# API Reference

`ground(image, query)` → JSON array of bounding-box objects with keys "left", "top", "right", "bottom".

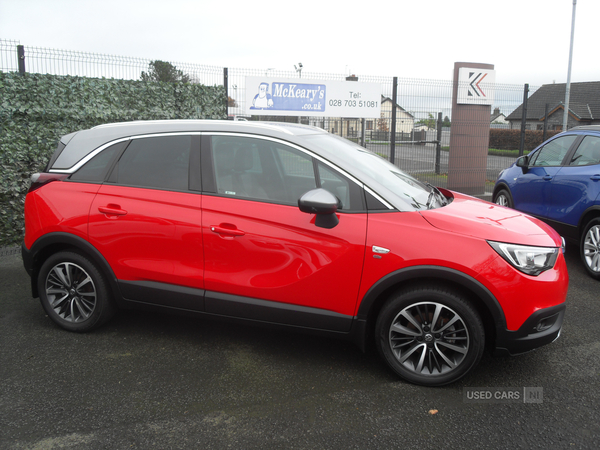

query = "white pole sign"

[
  {"left": 245, "top": 77, "right": 381, "bottom": 118},
  {"left": 457, "top": 68, "right": 496, "bottom": 105}
]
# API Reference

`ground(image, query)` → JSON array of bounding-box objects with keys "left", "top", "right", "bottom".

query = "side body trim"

[
  {"left": 204, "top": 291, "right": 353, "bottom": 332},
  {"left": 119, "top": 280, "right": 205, "bottom": 311}
]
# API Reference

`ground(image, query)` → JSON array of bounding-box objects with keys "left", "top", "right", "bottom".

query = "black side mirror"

[
  {"left": 516, "top": 155, "right": 529, "bottom": 173},
  {"left": 298, "top": 188, "right": 339, "bottom": 229}
]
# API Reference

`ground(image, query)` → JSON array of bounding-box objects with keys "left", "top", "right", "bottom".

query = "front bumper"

[{"left": 494, "top": 303, "right": 565, "bottom": 356}]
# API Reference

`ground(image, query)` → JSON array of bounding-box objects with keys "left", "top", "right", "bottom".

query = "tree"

[
  {"left": 228, "top": 96, "right": 237, "bottom": 107},
  {"left": 141, "top": 60, "right": 191, "bottom": 83},
  {"left": 377, "top": 113, "right": 389, "bottom": 132},
  {"left": 416, "top": 113, "right": 436, "bottom": 129},
  {"left": 443, "top": 116, "right": 451, "bottom": 127}
]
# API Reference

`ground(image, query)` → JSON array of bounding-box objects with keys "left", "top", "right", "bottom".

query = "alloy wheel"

[
  {"left": 583, "top": 224, "right": 600, "bottom": 274},
  {"left": 388, "top": 301, "right": 469, "bottom": 376},
  {"left": 495, "top": 195, "right": 509, "bottom": 207},
  {"left": 45, "top": 262, "right": 97, "bottom": 323}
]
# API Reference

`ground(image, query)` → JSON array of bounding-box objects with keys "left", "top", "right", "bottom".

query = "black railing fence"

[{"left": 1, "top": 39, "right": 539, "bottom": 194}]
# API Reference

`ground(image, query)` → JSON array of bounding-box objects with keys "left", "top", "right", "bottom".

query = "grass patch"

[
  {"left": 413, "top": 172, "right": 496, "bottom": 191},
  {"left": 441, "top": 146, "right": 529, "bottom": 157},
  {"left": 488, "top": 148, "right": 530, "bottom": 157}
]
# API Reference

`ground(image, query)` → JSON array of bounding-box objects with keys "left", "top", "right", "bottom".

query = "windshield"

[{"left": 304, "top": 134, "right": 446, "bottom": 211}]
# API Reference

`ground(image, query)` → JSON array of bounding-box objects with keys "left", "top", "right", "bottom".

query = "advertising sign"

[
  {"left": 457, "top": 68, "right": 496, "bottom": 105},
  {"left": 245, "top": 77, "right": 381, "bottom": 118}
]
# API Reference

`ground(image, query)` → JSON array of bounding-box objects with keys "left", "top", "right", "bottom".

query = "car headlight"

[{"left": 488, "top": 241, "right": 559, "bottom": 276}]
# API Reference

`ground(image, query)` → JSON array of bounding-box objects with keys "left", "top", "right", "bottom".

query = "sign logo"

[
  {"left": 249, "top": 81, "right": 326, "bottom": 112},
  {"left": 457, "top": 68, "right": 496, "bottom": 105},
  {"left": 467, "top": 72, "right": 488, "bottom": 98}
]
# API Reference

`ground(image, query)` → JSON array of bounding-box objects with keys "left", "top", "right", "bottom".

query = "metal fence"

[
  {"left": 0, "top": 39, "right": 225, "bottom": 86},
  {"left": 1, "top": 39, "right": 538, "bottom": 196}
]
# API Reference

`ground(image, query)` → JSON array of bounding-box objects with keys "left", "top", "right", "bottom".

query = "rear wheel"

[
  {"left": 375, "top": 286, "right": 485, "bottom": 386},
  {"left": 581, "top": 218, "right": 600, "bottom": 280},
  {"left": 493, "top": 188, "right": 513, "bottom": 208},
  {"left": 38, "top": 251, "right": 115, "bottom": 332}
]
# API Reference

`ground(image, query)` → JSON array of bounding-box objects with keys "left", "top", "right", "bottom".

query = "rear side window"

[
  {"left": 70, "top": 141, "right": 127, "bottom": 182},
  {"left": 111, "top": 135, "right": 192, "bottom": 191},
  {"left": 45, "top": 140, "right": 66, "bottom": 172}
]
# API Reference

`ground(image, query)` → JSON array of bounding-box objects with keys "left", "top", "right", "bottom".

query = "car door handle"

[
  {"left": 210, "top": 225, "right": 245, "bottom": 237},
  {"left": 98, "top": 205, "right": 128, "bottom": 216},
  {"left": 591, "top": 175, "right": 600, "bottom": 181},
  {"left": 543, "top": 175, "right": 553, "bottom": 181}
]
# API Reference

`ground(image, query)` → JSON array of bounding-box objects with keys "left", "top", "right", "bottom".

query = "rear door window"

[{"left": 110, "top": 135, "right": 193, "bottom": 191}]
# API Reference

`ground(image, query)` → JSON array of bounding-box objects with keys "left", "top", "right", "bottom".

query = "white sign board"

[
  {"left": 457, "top": 68, "right": 496, "bottom": 105},
  {"left": 245, "top": 77, "right": 381, "bottom": 118}
]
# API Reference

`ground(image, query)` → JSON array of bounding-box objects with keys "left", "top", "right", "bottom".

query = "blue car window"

[
  {"left": 569, "top": 136, "right": 600, "bottom": 166},
  {"left": 530, "top": 135, "right": 577, "bottom": 166}
]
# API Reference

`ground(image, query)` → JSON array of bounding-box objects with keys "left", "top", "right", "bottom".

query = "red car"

[{"left": 22, "top": 120, "right": 568, "bottom": 386}]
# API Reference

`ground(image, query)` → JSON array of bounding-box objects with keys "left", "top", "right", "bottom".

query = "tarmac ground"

[{"left": 1, "top": 242, "right": 599, "bottom": 449}]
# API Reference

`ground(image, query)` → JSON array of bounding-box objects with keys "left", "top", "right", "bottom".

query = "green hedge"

[
  {"left": 0, "top": 72, "right": 226, "bottom": 247},
  {"left": 489, "top": 128, "right": 560, "bottom": 151}
]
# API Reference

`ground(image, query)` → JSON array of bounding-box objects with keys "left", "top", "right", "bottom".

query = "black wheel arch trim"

[
  {"left": 493, "top": 182, "right": 511, "bottom": 198},
  {"left": 357, "top": 265, "right": 507, "bottom": 336},
  {"left": 578, "top": 206, "right": 600, "bottom": 233},
  {"left": 22, "top": 233, "right": 121, "bottom": 303}
]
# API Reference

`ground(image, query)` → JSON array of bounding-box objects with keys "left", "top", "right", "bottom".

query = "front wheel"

[
  {"left": 375, "top": 286, "right": 485, "bottom": 386},
  {"left": 493, "top": 188, "right": 513, "bottom": 208},
  {"left": 581, "top": 218, "right": 600, "bottom": 280},
  {"left": 38, "top": 251, "right": 115, "bottom": 332}
]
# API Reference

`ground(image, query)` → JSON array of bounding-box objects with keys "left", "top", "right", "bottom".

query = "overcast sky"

[{"left": 1, "top": 0, "right": 598, "bottom": 86}]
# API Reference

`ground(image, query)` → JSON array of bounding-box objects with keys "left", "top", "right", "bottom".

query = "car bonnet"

[{"left": 419, "top": 192, "right": 562, "bottom": 247}]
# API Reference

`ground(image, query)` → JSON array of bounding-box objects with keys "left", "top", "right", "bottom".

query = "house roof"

[
  {"left": 506, "top": 81, "right": 600, "bottom": 121},
  {"left": 381, "top": 96, "right": 415, "bottom": 118},
  {"left": 491, "top": 108, "right": 506, "bottom": 122}
]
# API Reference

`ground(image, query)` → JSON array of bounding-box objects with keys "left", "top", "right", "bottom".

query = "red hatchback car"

[{"left": 22, "top": 120, "right": 568, "bottom": 386}]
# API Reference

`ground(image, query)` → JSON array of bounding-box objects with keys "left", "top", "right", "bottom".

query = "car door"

[
  {"left": 88, "top": 134, "right": 205, "bottom": 310},
  {"left": 548, "top": 134, "right": 600, "bottom": 227},
  {"left": 201, "top": 134, "right": 367, "bottom": 331},
  {"left": 511, "top": 134, "right": 579, "bottom": 217}
]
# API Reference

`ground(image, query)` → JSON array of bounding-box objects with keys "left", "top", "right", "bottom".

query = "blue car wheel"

[
  {"left": 581, "top": 218, "right": 600, "bottom": 280},
  {"left": 494, "top": 189, "right": 513, "bottom": 209}
]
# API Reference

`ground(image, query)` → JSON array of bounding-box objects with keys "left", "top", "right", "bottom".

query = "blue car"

[{"left": 493, "top": 125, "right": 600, "bottom": 280}]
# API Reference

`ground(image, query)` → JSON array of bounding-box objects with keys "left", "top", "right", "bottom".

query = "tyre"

[
  {"left": 580, "top": 218, "right": 600, "bottom": 280},
  {"left": 375, "top": 286, "right": 485, "bottom": 386},
  {"left": 493, "top": 188, "right": 513, "bottom": 208},
  {"left": 38, "top": 251, "right": 115, "bottom": 332}
]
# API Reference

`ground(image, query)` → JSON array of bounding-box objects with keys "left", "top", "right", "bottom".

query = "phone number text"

[{"left": 328, "top": 99, "right": 379, "bottom": 108}]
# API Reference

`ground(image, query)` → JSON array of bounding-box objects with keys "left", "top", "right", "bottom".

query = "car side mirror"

[
  {"left": 516, "top": 155, "right": 529, "bottom": 173},
  {"left": 298, "top": 188, "right": 339, "bottom": 229}
]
